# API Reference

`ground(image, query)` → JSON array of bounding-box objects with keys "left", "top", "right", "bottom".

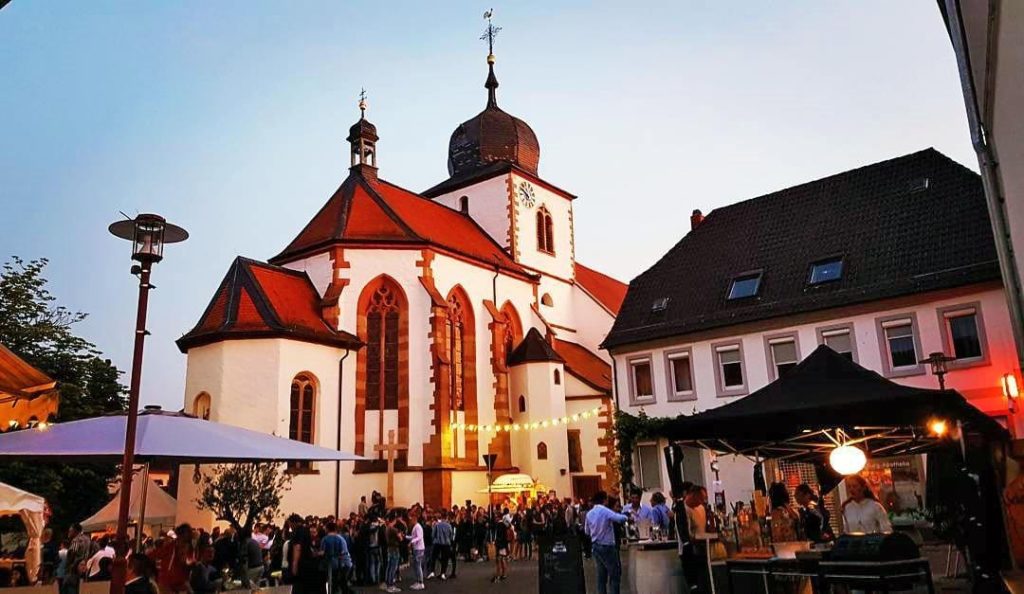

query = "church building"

[{"left": 174, "top": 47, "right": 627, "bottom": 522}]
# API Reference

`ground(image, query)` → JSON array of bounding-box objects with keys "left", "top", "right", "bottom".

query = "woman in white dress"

[{"left": 841, "top": 475, "right": 893, "bottom": 534}]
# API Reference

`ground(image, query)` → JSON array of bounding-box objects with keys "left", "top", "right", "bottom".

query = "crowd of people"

[{"left": 44, "top": 489, "right": 598, "bottom": 594}]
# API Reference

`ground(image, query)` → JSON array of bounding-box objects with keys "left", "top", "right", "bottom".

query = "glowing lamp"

[
  {"left": 929, "top": 419, "right": 948, "bottom": 437},
  {"left": 571, "top": 414, "right": 580, "bottom": 422},
  {"left": 37, "top": 421, "right": 49, "bottom": 431},
  {"left": 1003, "top": 373, "right": 1020, "bottom": 399},
  {"left": 829, "top": 444, "right": 867, "bottom": 475}
]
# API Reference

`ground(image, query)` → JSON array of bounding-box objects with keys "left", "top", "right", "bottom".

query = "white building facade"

[{"left": 604, "top": 149, "right": 1021, "bottom": 506}]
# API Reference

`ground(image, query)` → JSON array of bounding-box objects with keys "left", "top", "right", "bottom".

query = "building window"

[
  {"left": 938, "top": 303, "right": 988, "bottom": 366},
  {"left": 628, "top": 357, "right": 654, "bottom": 403},
  {"left": 541, "top": 293, "right": 554, "bottom": 307},
  {"left": 537, "top": 442, "right": 548, "bottom": 460},
  {"left": 765, "top": 333, "right": 800, "bottom": 380},
  {"left": 817, "top": 324, "right": 856, "bottom": 361},
  {"left": 875, "top": 314, "right": 924, "bottom": 377},
  {"left": 664, "top": 348, "right": 695, "bottom": 402},
  {"left": 536, "top": 207, "right": 554, "bottom": 254},
  {"left": 554, "top": 369, "right": 561, "bottom": 385},
  {"left": 635, "top": 443, "right": 662, "bottom": 489},
  {"left": 447, "top": 293, "right": 469, "bottom": 411},
  {"left": 518, "top": 395, "right": 527, "bottom": 413},
  {"left": 713, "top": 342, "right": 746, "bottom": 396},
  {"left": 809, "top": 257, "right": 843, "bottom": 284},
  {"left": 568, "top": 430, "right": 583, "bottom": 473},
  {"left": 289, "top": 374, "right": 317, "bottom": 471},
  {"left": 727, "top": 271, "right": 762, "bottom": 300},
  {"left": 192, "top": 392, "right": 211, "bottom": 420},
  {"left": 459, "top": 195, "right": 469, "bottom": 213},
  {"left": 366, "top": 284, "right": 401, "bottom": 411}
]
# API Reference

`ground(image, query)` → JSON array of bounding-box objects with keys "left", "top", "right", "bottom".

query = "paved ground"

[{"left": 350, "top": 554, "right": 625, "bottom": 593}]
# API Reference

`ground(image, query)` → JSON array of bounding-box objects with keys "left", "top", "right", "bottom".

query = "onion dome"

[{"left": 447, "top": 55, "right": 540, "bottom": 177}]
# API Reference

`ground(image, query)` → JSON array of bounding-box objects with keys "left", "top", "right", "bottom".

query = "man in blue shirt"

[
  {"left": 584, "top": 490, "right": 628, "bottom": 594},
  {"left": 321, "top": 520, "right": 353, "bottom": 594}
]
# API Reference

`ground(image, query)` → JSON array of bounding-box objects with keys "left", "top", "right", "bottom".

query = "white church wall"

[
  {"left": 283, "top": 251, "right": 333, "bottom": 296},
  {"left": 509, "top": 361, "right": 571, "bottom": 498},
  {"left": 451, "top": 470, "right": 491, "bottom": 508},
  {"left": 567, "top": 397, "right": 606, "bottom": 477},
  {"left": 536, "top": 276, "right": 576, "bottom": 334},
  {"left": 431, "top": 175, "right": 512, "bottom": 250},
  {"left": 510, "top": 173, "right": 575, "bottom": 281},
  {"left": 570, "top": 284, "right": 617, "bottom": 359},
  {"left": 562, "top": 373, "right": 596, "bottom": 399}
]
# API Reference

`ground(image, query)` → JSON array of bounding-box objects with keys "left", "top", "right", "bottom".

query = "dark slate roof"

[
  {"left": 603, "top": 149, "right": 1001, "bottom": 349},
  {"left": 508, "top": 328, "right": 565, "bottom": 365}
]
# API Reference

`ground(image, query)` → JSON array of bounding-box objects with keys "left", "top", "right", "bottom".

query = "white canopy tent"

[
  {"left": 82, "top": 478, "right": 176, "bottom": 535},
  {"left": 0, "top": 482, "right": 45, "bottom": 582}
]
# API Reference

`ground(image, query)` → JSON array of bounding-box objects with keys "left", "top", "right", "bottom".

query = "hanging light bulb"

[{"left": 829, "top": 444, "right": 867, "bottom": 475}]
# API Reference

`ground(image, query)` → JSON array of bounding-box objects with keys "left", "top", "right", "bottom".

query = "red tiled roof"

[
  {"left": 553, "top": 339, "right": 612, "bottom": 394},
  {"left": 177, "top": 257, "right": 361, "bottom": 352},
  {"left": 271, "top": 170, "right": 529, "bottom": 278},
  {"left": 574, "top": 263, "right": 628, "bottom": 314}
]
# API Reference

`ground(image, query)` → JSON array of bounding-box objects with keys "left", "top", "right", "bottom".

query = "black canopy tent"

[
  {"left": 657, "top": 345, "right": 1008, "bottom": 464},
  {"left": 646, "top": 345, "right": 1011, "bottom": 586}
]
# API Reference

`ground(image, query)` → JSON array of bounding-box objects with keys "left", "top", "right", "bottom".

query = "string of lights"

[{"left": 451, "top": 405, "right": 602, "bottom": 433}]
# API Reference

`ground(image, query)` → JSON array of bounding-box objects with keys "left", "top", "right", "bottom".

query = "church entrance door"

[{"left": 571, "top": 475, "right": 602, "bottom": 502}]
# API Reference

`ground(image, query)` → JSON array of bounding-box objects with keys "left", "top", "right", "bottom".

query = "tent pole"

[{"left": 135, "top": 464, "right": 150, "bottom": 552}]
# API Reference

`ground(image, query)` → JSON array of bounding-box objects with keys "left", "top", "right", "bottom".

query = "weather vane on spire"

[
  {"left": 358, "top": 87, "right": 367, "bottom": 118},
  {"left": 481, "top": 8, "right": 501, "bottom": 58}
]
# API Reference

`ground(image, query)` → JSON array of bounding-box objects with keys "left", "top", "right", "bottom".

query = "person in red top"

[{"left": 153, "top": 524, "right": 195, "bottom": 594}]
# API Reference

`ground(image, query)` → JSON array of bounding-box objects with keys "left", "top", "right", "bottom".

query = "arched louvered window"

[{"left": 536, "top": 207, "right": 554, "bottom": 254}]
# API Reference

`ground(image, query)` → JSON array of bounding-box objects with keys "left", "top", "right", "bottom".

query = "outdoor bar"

[{"left": 623, "top": 346, "right": 1011, "bottom": 594}]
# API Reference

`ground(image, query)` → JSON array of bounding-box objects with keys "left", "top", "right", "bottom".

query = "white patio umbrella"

[
  {"left": 0, "top": 482, "right": 45, "bottom": 582},
  {"left": 0, "top": 406, "right": 365, "bottom": 463}
]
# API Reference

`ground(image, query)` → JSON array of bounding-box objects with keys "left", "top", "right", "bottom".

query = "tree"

[
  {"left": 0, "top": 257, "right": 127, "bottom": 531},
  {"left": 194, "top": 463, "right": 292, "bottom": 533}
]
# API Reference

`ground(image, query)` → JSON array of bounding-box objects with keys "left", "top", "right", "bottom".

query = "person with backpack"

[{"left": 491, "top": 516, "right": 513, "bottom": 583}]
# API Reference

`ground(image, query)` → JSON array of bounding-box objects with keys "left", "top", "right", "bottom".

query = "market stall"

[
  {"left": 628, "top": 345, "right": 1010, "bottom": 593},
  {"left": 0, "top": 482, "right": 45, "bottom": 583},
  {"left": 0, "top": 344, "right": 59, "bottom": 432}
]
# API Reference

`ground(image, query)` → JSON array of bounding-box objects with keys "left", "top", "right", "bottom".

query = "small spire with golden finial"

[
  {"left": 481, "top": 9, "right": 501, "bottom": 107},
  {"left": 358, "top": 87, "right": 368, "bottom": 119}
]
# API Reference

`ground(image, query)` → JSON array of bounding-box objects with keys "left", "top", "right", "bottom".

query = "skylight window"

[
  {"left": 809, "top": 258, "right": 844, "bottom": 285},
  {"left": 651, "top": 297, "right": 670, "bottom": 312},
  {"left": 727, "top": 272, "right": 762, "bottom": 300}
]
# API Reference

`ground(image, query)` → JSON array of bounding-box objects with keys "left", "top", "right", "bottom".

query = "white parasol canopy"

[
  {"left": 0, "top": 407, "right": 365, "bottom": 463},
  {"left": 478, "top": 473, "right": 546, "bottom": 494},
  {"left": 0, "top": 482, "right": 45, "bottom": 582}
]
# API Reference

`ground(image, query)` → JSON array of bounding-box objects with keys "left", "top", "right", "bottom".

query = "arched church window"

[
  {"left": 366, "top": 283, "right": 401, "bottom": 412},
  {"left": 447, "top": 291, "right": 471, "bottom": 411},
  {"left": 289, "top": 373, "right": 317, "bottom": 471},
  {"left": 356, "top": 276, "right": 409, "bottom": 462},
  {"left": 192, "top": 392, "right": 211, "bottom": 420},
  {"left": 537, "top": 441, "right": 548, "bottom": 460},
  {"left": 500, "top": 302, "right": 522, "bottom": 364},
  {"left": 518, "top": 395, "right": 527, "bottom": 413},
  {"left": 541, "top": 293, "right": 554, "bottom": 307},
  {"left": 536, "top": 208, "right": 554, "bottom": 254},
  {"left": 554, "top": 369, "right": 561, "bottom": 385}
]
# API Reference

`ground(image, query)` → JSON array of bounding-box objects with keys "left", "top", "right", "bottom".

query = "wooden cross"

[{"left": 373, "top": 429, "right": 407, "bottom": 508}]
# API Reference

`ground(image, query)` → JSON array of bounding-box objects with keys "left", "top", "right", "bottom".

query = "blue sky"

[{"left": 0, "top": 1, "right": 974, "bottom": 409}]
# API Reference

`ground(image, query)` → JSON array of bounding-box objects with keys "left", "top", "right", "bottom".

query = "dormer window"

[
  {"left": 727, "top": 272, "right": 762, "bottom": 300},
  {"left": 809, "top": 257, "right": 843, "bottom": 285}
]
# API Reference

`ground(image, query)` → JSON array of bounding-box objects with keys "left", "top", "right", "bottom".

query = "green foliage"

[
  {"left": 194, "top": 463, "right": 292, "bottom": 533},
  {"left": 0, "top": 257, "right": 127, "bottom": 531},
  {"left": 614, "top": 409, "right": 678, "bottom": 491}
]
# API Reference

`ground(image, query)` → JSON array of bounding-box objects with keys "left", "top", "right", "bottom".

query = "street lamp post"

[
  {"left": 482, "top": 453, "right": 498, "bottom": 520},
  {"left": 921, "top": 351, "right": 956, "bottom": 390},
  {"left": 107, "top": 214, "right": 187, "bottom": 594}
]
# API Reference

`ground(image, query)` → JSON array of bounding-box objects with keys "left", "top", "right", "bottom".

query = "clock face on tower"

[{"left": 517, "top": 181, "right": 537, "bottom": 208}]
